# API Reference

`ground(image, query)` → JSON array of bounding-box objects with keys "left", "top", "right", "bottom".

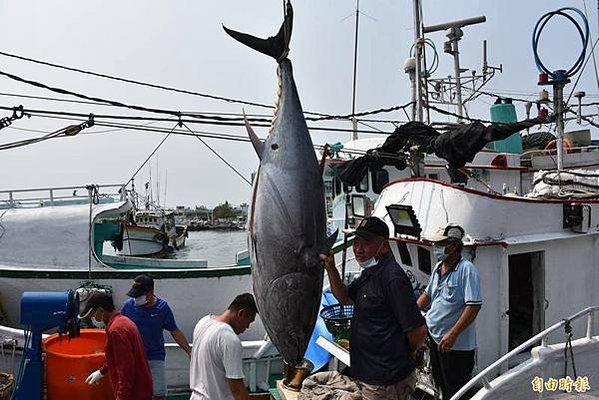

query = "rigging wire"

[
  {"left": 0, "top": 52, "right": 414, "bottom": 122},
  {"left": 181, "top": 122, "right": 252, "bottom": 186},
  {"left": 0, "top": 91, "right": 410, "bottom": 124},
  {"left": 0, "top": 104, "right": 393, "bottom": 135},
  {"left": 0, "top": 50, "right": 282, "bottom": 111},
  {"left": 125, "top": 122, "right": 178, "bottom": 185}
]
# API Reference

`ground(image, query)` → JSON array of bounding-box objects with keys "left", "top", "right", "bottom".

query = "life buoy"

[{"left": 544, "top": 138, "right": 573, "bottom": 153}]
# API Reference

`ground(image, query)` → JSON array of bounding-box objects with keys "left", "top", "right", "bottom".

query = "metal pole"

[
  {"left": 413, "top": 0, "right": 423, "bottom": 122},
  {"left": 554, "top": 82, "right": 565, "bottom": 170},
  {"left": 351, "top": 0, "right": 360, "bottom": 140},
  {"left": 450, "top": 27, "right": 464, "bottom": 120}
]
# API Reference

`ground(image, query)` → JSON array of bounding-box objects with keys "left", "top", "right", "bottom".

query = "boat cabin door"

[{"left": 507, "top": 251, "right": 545, "bottom": 352}]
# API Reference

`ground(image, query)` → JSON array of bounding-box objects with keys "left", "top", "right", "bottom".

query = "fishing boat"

[{"left": 118, "top": 209, "right": 188, "bottom": 257}]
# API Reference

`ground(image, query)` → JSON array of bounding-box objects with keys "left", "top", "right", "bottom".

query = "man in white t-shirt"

[{"left": 190, "top": 293, "right": 257, "bottom": 400}]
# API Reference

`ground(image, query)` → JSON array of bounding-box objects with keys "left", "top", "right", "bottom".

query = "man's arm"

[
  {"left": 438, "top": 305, "right": 481, "bottom": 352},
  {"left": 406, "top": 324, "right": 427, "bottom": 353},
  {"left": 417, "top": 292, "right": 431, "bottom": 310},
  {"left": 227, "top": 378, "right": 250, "bottom": 400},
  {"left": 170, "top": 329, "right": 192, "bottom": 357},
  {"left": 320, "top": 254, "right": 351, "bottom": 305}
]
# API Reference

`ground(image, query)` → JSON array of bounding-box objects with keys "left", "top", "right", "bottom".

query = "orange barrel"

[{"left": 44, "top": 329, "right": 113, "bottom": 400}]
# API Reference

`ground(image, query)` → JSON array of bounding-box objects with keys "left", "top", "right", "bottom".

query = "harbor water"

[{"left": 173, "top": 230, "right": 247, "bottom": 266}]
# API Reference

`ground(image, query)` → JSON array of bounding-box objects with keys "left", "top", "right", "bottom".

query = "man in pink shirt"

[{"left": 82, "top": 291, "right": 153, "bottom": 400}]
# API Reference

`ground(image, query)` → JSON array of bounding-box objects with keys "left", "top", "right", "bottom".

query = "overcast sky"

[{"left": 0, "top": 0, "right": 597, "bottom": 207}]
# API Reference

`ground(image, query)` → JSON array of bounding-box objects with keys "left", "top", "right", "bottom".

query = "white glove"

[{"left": 85, "top": 370, "right": 105, "bottom": 385}]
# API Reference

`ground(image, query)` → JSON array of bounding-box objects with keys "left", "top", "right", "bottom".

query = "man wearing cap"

[
  {"left": 82, "top": 291, "right": 153, "bottom": 400},
  {"left": 322, "top": 216, "right": 427, "bottom": 400},
  {"left": 122, "top": 274, "right": 192, "bottom": 400},
  {"left": 417, "top": 224, "right": 482, "bottom": 399}
]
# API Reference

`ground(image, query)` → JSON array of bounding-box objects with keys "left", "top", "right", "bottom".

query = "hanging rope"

[{"left": 562, "top": 319, "right": 578, "bottom": 380}]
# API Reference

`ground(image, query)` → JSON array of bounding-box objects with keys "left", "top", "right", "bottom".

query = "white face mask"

[
  {"left": 92, "top": 310, "right": 105, "bottom": 329},
  {"left": 433, "top": 244, "right": 448, "bottom": 262},
  {"left": 357, "top": 241, "right": 386, "bottom": 269},
  {"left": 358, "top": 258, "right": 378, "bottom": 269},
  {"left": 134, "top": 295, "right": 148, "bottom": 307}
]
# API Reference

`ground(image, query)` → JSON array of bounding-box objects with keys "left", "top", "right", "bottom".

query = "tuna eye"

[{"left": 271, "top": 144, "right": 279, "bottom": 150}]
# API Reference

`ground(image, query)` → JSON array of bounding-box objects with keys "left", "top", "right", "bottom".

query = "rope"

[
  {"left": 532, "top": 7, "right": 590, "bottom": 81},
  {"left": 562, "top": 319, "right": 578, "bottom": 380},
  {"left": 181, "top": 122, "right": 252, "bottom": 186},
  {"left": 125, "top": 123, "right": 178, "bottom": 185},
  {"left": 0, "top": 50, "right": 281, "bottom": 111}
]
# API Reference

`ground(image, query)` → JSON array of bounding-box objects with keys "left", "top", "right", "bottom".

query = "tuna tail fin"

[
  {"left": 243, "top": 109, "right": 265, "bottom": 159},
  {"left": 223, "top": 1, "right": 293, "bottom": 63}
]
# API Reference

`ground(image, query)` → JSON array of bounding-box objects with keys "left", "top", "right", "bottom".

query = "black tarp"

[{"left": 333, "top": 118, "right": 544, "bottom": 186}]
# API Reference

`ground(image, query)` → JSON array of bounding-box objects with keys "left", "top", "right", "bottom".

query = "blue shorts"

[{"left": 148, "top": 359, "right": 167, "bottom": 396}]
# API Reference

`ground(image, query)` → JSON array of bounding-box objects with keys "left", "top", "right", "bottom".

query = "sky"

[{"left": 0, "top": 0, "right": 597, "bottom": 208}]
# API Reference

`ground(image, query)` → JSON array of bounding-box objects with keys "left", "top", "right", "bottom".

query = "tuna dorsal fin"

[
  {"left": 223, "top": 1, "right": 293, "bottom": 63},
  {"left": 243, "top": 109, "right": 265, "bottom": 159}
]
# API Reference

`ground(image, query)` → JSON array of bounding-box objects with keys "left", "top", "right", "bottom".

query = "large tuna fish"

[{"left": 224, "top": 1, "right": 336, "bottom": 386}]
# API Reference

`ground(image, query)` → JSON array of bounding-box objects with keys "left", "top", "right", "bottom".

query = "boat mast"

[
  {"left": 412, "top": 0, "right": 424, "bottom": 123},
  {"left": 351, "top": 0, "right": 360, "bottom": 140},
  {"left": 423, "top": 16, "right": 486, "bottom": 122}
]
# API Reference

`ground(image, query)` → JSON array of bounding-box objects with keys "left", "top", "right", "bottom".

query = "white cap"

[{"left": 423, "top": 223, "right": 465, "bottom": 243}]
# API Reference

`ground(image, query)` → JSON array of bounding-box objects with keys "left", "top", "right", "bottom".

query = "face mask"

[
  {"left": 92, "top": 310, "right": 105, "bottom": 329},
  {"left": 134, "top": 295, "right": 148, "bottom": 307},
  {"left": 433, "top": 245, "right": 448, "bottom": 262},
  {"left": 357, "top": 241, "right": 386, "bottom": 269},
  {"left": 358, "top": 258, "right": 378, "bottom": 269}
]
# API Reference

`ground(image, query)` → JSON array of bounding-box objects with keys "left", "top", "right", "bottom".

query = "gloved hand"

[{"left": 85, "top": 370, "right": 105, "bottom": 385}]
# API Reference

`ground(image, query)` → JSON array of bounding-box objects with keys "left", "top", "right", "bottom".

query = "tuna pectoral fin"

[
  {"left": 243, "top": 109, "right": 264, "bottom": 159},
  {"left": 321, "top": 229, "right": 339, "bottom": 254},
  {"left": 223, "top": 1, "right": 293, "bottom": 62}
]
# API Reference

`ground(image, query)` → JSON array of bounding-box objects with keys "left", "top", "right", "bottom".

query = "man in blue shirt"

[
  {"left": 323, "top": 216, "right": 427, "bottom": 400},
  {"left": 417, "top": 224, "right": 482, "bottom": 399},
  {"left": 122, "top": 274, "right": 192, "bottom": 400}
]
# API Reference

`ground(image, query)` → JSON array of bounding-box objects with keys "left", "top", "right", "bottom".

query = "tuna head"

[{"left": 224, "top": 1, "right": 337, "bottom": 369}]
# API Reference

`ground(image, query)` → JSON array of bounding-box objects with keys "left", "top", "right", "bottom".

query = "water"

[{"left": 175, "top": 230, "right": 248, "bottom": 266}]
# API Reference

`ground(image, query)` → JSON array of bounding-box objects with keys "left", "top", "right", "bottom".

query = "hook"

[{"left": 12, "top": 105, "right": 24, "bottom": 120}]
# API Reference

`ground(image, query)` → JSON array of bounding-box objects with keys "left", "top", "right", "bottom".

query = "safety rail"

[
  {"left": 0, "top": 183, "right": 127, "bottom": 208},
  {"left": 450, "top": 306, "right": 599, "bottom": 400}
]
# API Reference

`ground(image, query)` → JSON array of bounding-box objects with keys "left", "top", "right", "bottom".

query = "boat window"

[
  {"left": 334, "top": 178, "right": 341, "bottom": 198},
  {"left": 427, "top": 173, "right": 439, "bottom": 180},
  {"left": 371, "top": 168, "right": 389, "bottom": 194},
  {"left": 356, "top": 173, "right": 369, "bottom": 193},
  {"left": 343, "top": 182, "right": 350, "bottom": 193},
  {"left": 397, "top": 242, "right": 412, "bottom": 266},
  {"left": 417, "top": 246, "right": 432, "bottom": 275}
]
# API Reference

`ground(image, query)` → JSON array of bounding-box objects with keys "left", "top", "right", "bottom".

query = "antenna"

[{"left": 351, "top": 0, "right": 360, "bottom": 141}]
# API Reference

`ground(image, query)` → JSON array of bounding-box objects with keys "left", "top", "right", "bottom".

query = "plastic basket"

[{"left": 320, "top": 304, "right": 353, "bottom": 338}]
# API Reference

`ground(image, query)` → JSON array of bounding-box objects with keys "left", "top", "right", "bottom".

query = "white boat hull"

[
  {"left": 0, "top": 265, "right": 263, "bottom": 342},
  {"left": 119, "top": 226, "right": 167, "bottom": 257}
]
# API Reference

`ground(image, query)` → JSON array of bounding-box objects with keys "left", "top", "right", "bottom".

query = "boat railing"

[
  {"left": 450, "top": 305, "right": 599, "bottom": 400},
  {"left": 0, "top": 183, "right": 127, "bottom": 208}
]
